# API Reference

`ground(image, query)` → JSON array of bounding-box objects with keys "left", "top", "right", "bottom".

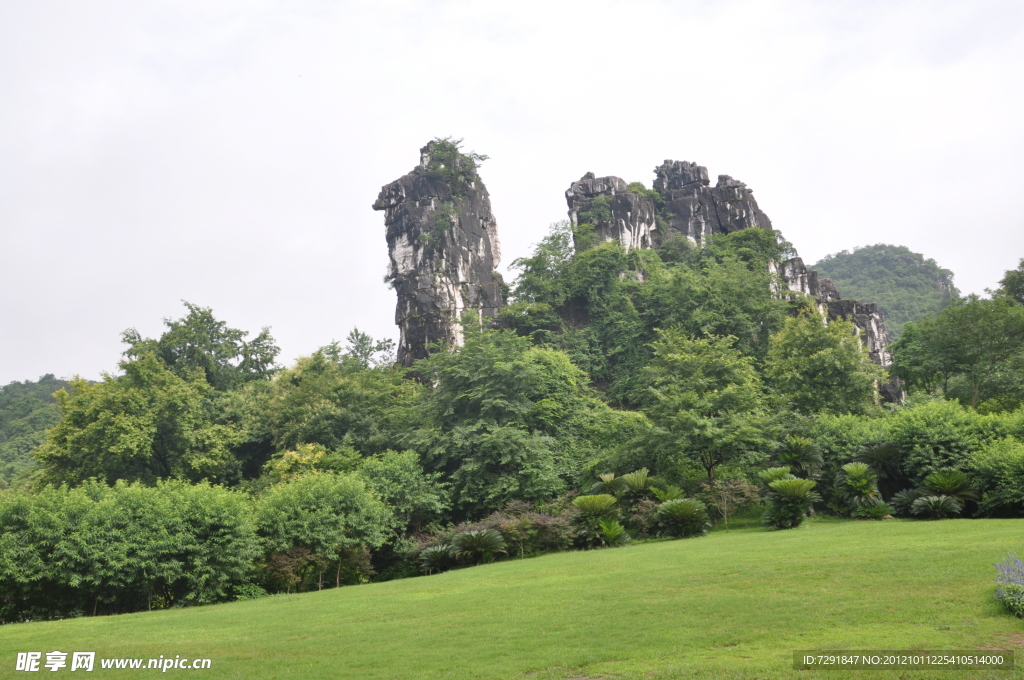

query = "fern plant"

[{"left": 656, "top": 499, "right": 711, "bottom": 538}]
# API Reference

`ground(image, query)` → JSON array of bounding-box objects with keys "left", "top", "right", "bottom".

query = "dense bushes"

[{"left": 0, "top": 481, "right": 259, "bottom": 622}]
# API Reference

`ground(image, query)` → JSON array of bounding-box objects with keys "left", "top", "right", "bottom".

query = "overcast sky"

[{"left": 3, "top": 0, "right": 1023, "bottom": 385}]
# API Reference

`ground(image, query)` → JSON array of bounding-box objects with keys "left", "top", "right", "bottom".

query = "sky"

[{"left": 2, "top": 0, "right": 1023, "bottom": 385}]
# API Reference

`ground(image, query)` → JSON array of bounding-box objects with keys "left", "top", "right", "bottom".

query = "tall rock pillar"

[{"left": 373, "top": 140, "right": 505, "bottom": 366}]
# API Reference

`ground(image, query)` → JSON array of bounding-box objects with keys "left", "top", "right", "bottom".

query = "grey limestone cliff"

[
  {"left": 563, "top": 158, "right": 900, "bottom": 399},
  {"left": 373, "top": 141, "right": 505, "bottom": 366},
  {"left": 564, "top": 173, "right": 657, "bottom": 252},
  {"left": 652, "top": 160, "right": 773, "bottom": 243}
]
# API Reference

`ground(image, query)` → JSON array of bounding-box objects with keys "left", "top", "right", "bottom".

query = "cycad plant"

[
  {"left": 910, "top": 495, "right": 962, "bottom": 519},
  {"left": 775, "top": 436, "right": 823, "bottom": 478},
  {"left": 572, "top": 494, "right": 620, "bottom": 548},
  {"left": 758, "top": 467, "right": 796, "bottom": 486},
  {"left": 656, "top": 499, "right": 711, "bottom": 538},
  {"left": 890, "top": 488, "right": 924, "bottom": 516},
  {"left": 598, "top": 518, "right": 630, "bottom": 547},
  {"left": 851, "top": 499, "right": 895, "bottom": 520},
  {"left": 450, "top": 529, "right": 507, "bottom": 564},
  {"left": 651, "top": 485, "right": 685, "bottom": 502},
  {"left": 590, "top": 473, "right": 627, "bottom": 497},
  {"left": 855, "top": 442, "right": 903, "bottom": 499},
  {"left": 921, "top": 470, "right": 977, "bottom": 504},
  {"left": 762, "top": 478, "right": 820, "bottom": 529},
  {"left": 418, "top": 544, "right": 453, "bottom": 575},
  {"left": 836, "top": 462, "right": 880, "bottom": 511}
]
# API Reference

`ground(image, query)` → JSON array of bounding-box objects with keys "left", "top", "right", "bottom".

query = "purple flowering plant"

[{"left": 994, "top": 552, "right": 1024, "bottom": 617}]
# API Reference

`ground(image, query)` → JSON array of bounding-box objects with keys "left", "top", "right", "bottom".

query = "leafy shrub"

[
  {"left": 911, "top": 495, "right": 962, "bottom": 519},
  {"left": 995, "top": 553, "right": 1024, "bottom": 617},
  {"left": 851, "top": 500, "right": 895, "bottom": 520},
  {"left": 763, "top": 478, "right": 820, "bottom": 530},
  {"left": 656, "top": 499, "right": 711, "bottom": 538},
  {"left": 418, "top": 545, "right": 454, "bottom": 574},
  {"left": 890, "top": 488, "right": 924, "bottom": 516},
  {"left": 232, "top": 583, "right": 269, "bottom": 601},
  {"left": 971, "top": 438, "right": 1024, "bottom": 516},
  {"left": 598, "top": 519, "right": 630, "bottom": 547},
  {"left": 450, "top": 529, "right": 507, "bottom": 564},
  {"left": 630, "top": 498, "right": 660, "bottom": 538}
]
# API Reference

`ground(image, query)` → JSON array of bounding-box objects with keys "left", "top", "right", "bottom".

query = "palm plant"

[
  {"left": 418, "top": 544, "right": 453, "bottom": 575},
  {"left": 775, "top": 436, "right": 823, "bottom": 478},
  {"left": 450, "top": 529, "right": 507, "bottom": 564},
  {"left": 656, "top": 499, "right": 711, "bottom": 538},
  {"left": 920, "top": 470, "right": 977, "bottom": 504},
  {"left": 837, "top": 462, "right": 880, "bottom": 510},
  {"left": 762, "top": 478, "right": 820, "bottom": 529},
  {"left": 890, "top": 488, "right": 924, "bottom": 516},
  {"left": 590, "top": 473, "right": 627, "bottom": 497},
  {"left": 598, "top": 518, "right": 630, "bottom": 547},
  {"left": 910, "top": 495, "right": 962, "bottom": 519},
  {"left": 651, "top": 485, "right": 685, "bottom": 502}
]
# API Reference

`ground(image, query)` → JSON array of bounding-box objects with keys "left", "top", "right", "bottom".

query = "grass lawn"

[{"left": 2, "top": 518, "right": 1023, "bottom": 679}]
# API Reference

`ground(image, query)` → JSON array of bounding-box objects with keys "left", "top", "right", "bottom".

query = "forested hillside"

[
  {"left": 0, "top": 374, "right": 68, "bottom": 488},
  {"left": 4, "top": 144, "right": 1024, "bottom": 626},
  {"left": 813, "top": 244, "right": 959, "bottom": 339}
]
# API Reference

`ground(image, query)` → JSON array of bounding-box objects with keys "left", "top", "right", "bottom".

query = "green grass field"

[{"left": 2, "top": 518, "right": 1023, "bottom": 679}]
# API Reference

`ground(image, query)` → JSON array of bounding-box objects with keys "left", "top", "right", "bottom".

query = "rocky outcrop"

[
  {"left": 565, "top": 173, "right": 656, "bottom": 252},
  {"left": 652, "top": 160, "right": 773, "bottom": 244},
  {"left": 373, "top": 141, "right": 505, "bottom": 366},
  {"left": 778, "top": 256, "right": 903, "bottom": 401}
]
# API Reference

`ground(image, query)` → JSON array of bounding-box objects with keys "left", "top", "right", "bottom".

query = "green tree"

[
  {"left": 640, "top": 331, "right": 767, "bottom": 480},
  {"left": 246, "top": 342, "right": 419, "bottom": 457},
  {"left": 891, "top": 296, "right": 1024, "bottom": 408},
  {"left": 256, "top": 472, "right": 394, "bottom": 588},
  {"left": 122, "top": 302, "right": 279, "bottom": 392},
  {"left": 36, "top": 354, "right": 241, "bottom": 485},
  {"left": 358, "top": 450, "right": 449, "bottom": 533},
  {"left": 408, "top": 327, "right": 614, "bottom": 518},
  {"left": 764, "top": 312, "right": 886, "bottom": 414}
]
